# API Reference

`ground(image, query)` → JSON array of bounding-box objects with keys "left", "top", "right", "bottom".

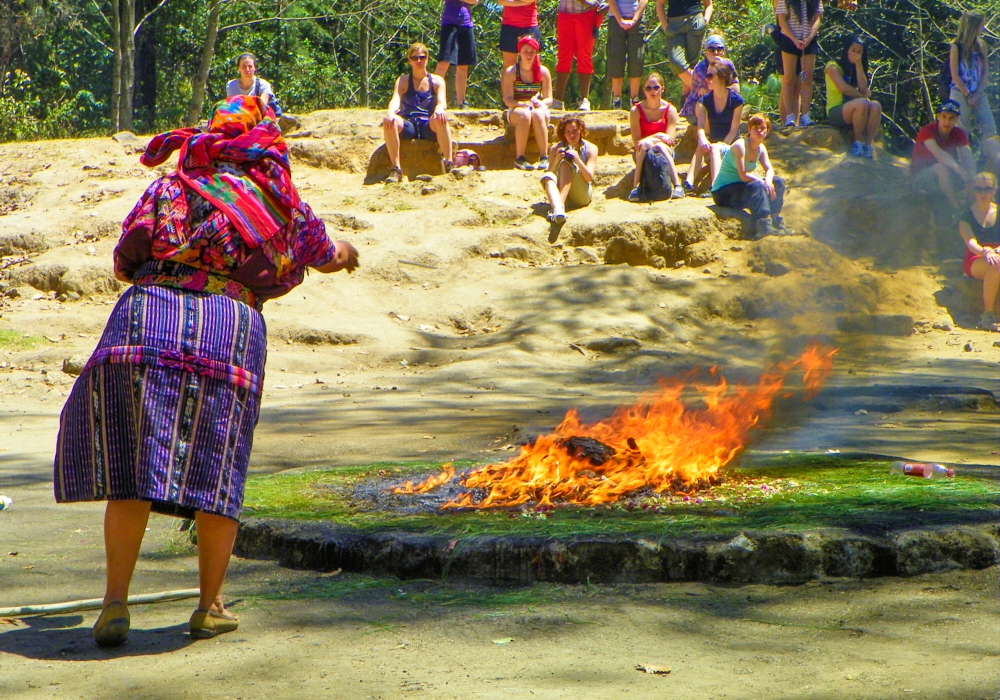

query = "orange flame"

[{"left": 394, "top": 344, "right": 837, "bottom": 509}]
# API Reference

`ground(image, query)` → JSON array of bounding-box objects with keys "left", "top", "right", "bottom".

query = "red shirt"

[
  {"left": 910, "top": 122, "right": 969, "bottom": 175},
  {"left": 503, "top": 2, "right": 538, "bottom": 27}
]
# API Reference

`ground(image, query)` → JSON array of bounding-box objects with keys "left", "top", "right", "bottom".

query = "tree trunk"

[
  {"left": 134, "top": 0, "right": 158, "bottom": 132},
  {"left": 359, "top": 2, "right": 371, "bottom": 107},
  {"left": 119, "top": 0, "right": 136, "bottom": 132},
  {"left": 185, "top": 0, "right": 222, "bottom": 126},
  {"left": 111, "top": 0, "right": 122, "bottom": 130}
]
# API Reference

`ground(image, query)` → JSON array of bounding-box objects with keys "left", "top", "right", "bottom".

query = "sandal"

[
  {"left": 190, "top": 608, "right": 240, "bottom": 639},
  {"left": 93, "top": 601, "right": 130, "bottom": 647}
]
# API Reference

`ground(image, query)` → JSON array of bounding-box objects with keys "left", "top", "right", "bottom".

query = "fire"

[{"left": 394, "top": 344, "right": 837, "bottom": 509}]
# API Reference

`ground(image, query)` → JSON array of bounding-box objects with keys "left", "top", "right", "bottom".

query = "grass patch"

[
  {"left": 243, "top": 455, "right": 1000, "bottom": 538},
  {"left": 0, "top": 329, "right": 49, "bottom": 351}
]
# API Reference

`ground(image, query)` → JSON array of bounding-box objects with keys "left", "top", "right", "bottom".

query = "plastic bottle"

[
  {"left": 890, "top": 462, "right": 955, "bottom": 479},
  {"left": 0, "top": 495, "right": 11, "bottom": 511}
]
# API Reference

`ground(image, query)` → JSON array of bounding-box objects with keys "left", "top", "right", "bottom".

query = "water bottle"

[
  {"left": 890, "top": 462, "right": 955, "bottom": 479},
  {"left": 0, "top": 495, "right": 11, "bottom": 511}
]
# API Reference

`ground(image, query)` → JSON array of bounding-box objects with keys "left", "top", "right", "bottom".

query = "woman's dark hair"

[
  {"left": 557, "top": 115, "right": 588, "bottom": 142},
  {"left": 713, "top": 62, "right": 735, "bottom": 87},
  {"left": 836, "top": 37, "right": 868, "bottom": 87},
  {"left": 788, "top": 0, "right": 820, "bottom": 24},
  {"left": 236, "top": 53, "right": 257, "bottom": 68}
]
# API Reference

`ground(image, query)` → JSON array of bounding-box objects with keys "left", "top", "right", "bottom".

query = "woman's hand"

[
  {"left": 331, "top": 241, "right": 359, "bottom": 273},
  {"left": 763, "top": 177, "right": 776, "bottom": 200},
  {"left": 698, "top": 135, "right": 712, "bottom": 153},
  {"left": 968, "top": 92, "right": 980, "bottom": 108},
  {"left": 660, "top": 134, "right": 677, "bottom": 147},
  {"left": 984, "top": 247, "right": 1000, "bottom": 268},
  {"left": 382, "top": 113, "right": 398, "bottom": 128}
]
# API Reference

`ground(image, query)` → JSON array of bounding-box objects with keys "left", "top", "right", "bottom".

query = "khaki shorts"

[{"left": 541, "top": 166, "right": 593, "bottom": 209}]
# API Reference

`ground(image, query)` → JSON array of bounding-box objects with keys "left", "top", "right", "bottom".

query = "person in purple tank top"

[
  {"left": 434, "top": 0, "right": 479, "bottom": 108},
  {"left": 382, "top": 43, "right": 455, "bottom": 183}
]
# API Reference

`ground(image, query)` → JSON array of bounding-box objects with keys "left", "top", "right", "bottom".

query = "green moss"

[
  {"left": 243, "top": 455, "right": 1000, "bottom": 538},
  {"left": 0, "top": 329, "right": 49, "bottom": 351}
]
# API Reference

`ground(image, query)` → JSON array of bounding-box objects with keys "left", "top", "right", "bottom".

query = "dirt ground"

[{"left": 0, "top": 110, "right": 999, "bottom": 698}]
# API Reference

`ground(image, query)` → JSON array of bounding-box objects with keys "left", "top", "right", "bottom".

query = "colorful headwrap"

[
  {"left": 140, "top": 95, "right": 296, "bottom": 250},
  {"left": 517, "top": 35, "right": 542, "bottom": 85}
]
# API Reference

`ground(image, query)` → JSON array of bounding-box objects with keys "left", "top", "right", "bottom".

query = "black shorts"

[
  {"left": 438, "top": 24, "right": 477, "bottom": 66},
  {"left": 400, "top": 117, "right": 437, "bottom": 141},
  {"left": 777, "top": 32, "right": 818, "bottom": 57},
  {"left": 499, "top": 24, "right": 541, "bottom": 54}
]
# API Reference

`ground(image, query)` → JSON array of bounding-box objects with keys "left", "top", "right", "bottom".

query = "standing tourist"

[
  {"left": 824, "top": 37, "right": 882, "bottom": 158},
  {"left": 957, "top": 171, "right": 1000, "bottom": 331},
  {"left": 226, "top": 53, "right": 275, "bottom": 110},
  {"left": 498, "top": 0, "right": 541, "bottom": 70},
  {"left": 910, "top": 99, "right": 975, "bottom": 210},
  {"left": 678, "top": 34, "right": 739, "bottom": 122},
  {"left": 553, "top": 0, "right": 603, "bottom": 111},
  {"left": 541, "top": 115, "right": 599, "bottom": 228},
  {"left": 606, "top": 0, "right": 648, "bottom": 109},
  {"left": 628, "top": 72, "right": 684, "bottom": 201},
  {"left": 655, "top": 0, "right": 713, "bottom": 101},
  {"left": 502, "top": 35, "right": 554, "bottom": 170},
  {"left": 948, "top": 11, "right": 995, "bottom": 140},
  {"left": 435, "top": 0, "right": 480, "bottom": 109},
  {"left": 775, "top": 0, "right": 822, "bottom": 127},
  {"left": 382, "top": 43, "right": 454, "bottom": 184},
  {"left": 686, "top": 62, "right": 743, "bottom": 192},
  {"left": 54, "top": 95, "right": 359, "bottom": 647},
  {"left": 711, "top": 113, "right": 791, "bottom": 238}
]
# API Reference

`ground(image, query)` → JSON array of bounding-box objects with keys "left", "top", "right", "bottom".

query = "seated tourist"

[
  {"left": 502, "top": 35, "right": 554, "bottom": 170},
  {"left": 685, "top": 61, "right": 743, "bottom": 193},
  {"left": 628, "top": 72, "right": 684, "bottom": 202},
  {"left": 711, "top": 113, "right": 791, "bottom": 239},
  {"left": 824, "top": 37, "right": 882, "bottom": 158},
  {"left": 958, "top": 171, "right": 1000, "bottom": 331},
  {"left": 542, "top": 115, "right": 598, "bottom": 231},
  {"left": 679, "top": 35, "right": 740, "bottom": 124},
  {"left": 226, "top": 53, "right": 274, "bottom": 109},
  {"left": 910, "top": 99, "right": 975, "bottom": 209},
  {"left": 382, "top": 43, "right": 454, "bottom": 184}
]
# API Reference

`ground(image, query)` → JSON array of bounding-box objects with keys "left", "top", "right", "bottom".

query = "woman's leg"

[
  {"left": 780, "top": 52, "right": 800, "bottom": 124},
  {"left": 502, "top": 51, "right": 517, "bottom": 69},
  {"left": 509, "top": 108, "right": 531, "bottom": 159},
  {"left": 530, "top": 109, "right": 550, "bottom": 160},
  {"left": 195, "top": 510, "right": 240, "bottom": 614},
  {"left": 799, "top": 53, "right": 816, "bottom": 120},
  {"left": 686, "top": 148, "right": 704, "bottom": 188},
  {"left": 455, "top": 65, "right": 470, "bottom": 106},
  {"left": 709, "top": 144, "right": 725, "bottom": 183},
  {"left": 103, "top": 500, "right": 152, "bottom": 607},
  {"left": 973, "top": 94, "right": 997, "bottom": 140},
  {"left": 430, "top": 118, "right": 454, "bottom": 163},
  {"left": 841, "top": 98, "right": 868, "bottom": 143},
  {"left": 864, "top": 100, "right": 883, "bottom": 144},
  {"left": 383, "top": 117, "right": 405, "bottom": 168},
  {"left": 633, "top": 145, "right": 647, "bottom": 188}
]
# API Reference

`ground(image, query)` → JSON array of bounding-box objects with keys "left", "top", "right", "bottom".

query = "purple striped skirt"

[{"left": 54, "top": 284, "right": 267, "bottom": 520}]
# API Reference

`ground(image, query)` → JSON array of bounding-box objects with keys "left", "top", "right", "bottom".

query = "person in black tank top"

[
  {"left": 958, "top": 171, "right": 1000, "bottom": 330},
  {"left": 381, "top": 42, "right": 455, "bottom": 183}
]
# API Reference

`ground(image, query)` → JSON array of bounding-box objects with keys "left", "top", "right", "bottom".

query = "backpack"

[
  {"left": 254, "top": 77, "right": 284, "bottom": 118},
  {"left": 454, "top": 149, "right": 484, "bottom": 170},
  {"left": 639, "top": 148, "right": 674, "bottom": 202},
  {"left": 938, "top": 43, "right": 959, "bottom": 102}
]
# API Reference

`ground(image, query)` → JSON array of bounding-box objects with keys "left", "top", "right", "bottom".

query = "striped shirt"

[{"left": 776, "top": 0, "right": 822, "bottom": 42}]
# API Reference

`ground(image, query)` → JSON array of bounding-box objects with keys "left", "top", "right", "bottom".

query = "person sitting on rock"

[
  {"left": 502, "top": 35, "right": 553, "bottom": 170},
  {"left": 382, "top": 43, "right": 454, "bottom": 184},
  {"left": 909, "top": 99, "right": 975, "bottom": 210},
  {"left": 628, "top": 72, "right": 684, "bottom": 202},
  {"left": 711, "top": 112, "right": 791, "bottom": 239},
  {"left": 685, "top": 61, "right": 743, "bottom": 194},
  {"left": 824, "top": 37, "right": 882, "bottom": 158},
  {"left": 678, "top": 34, "right": 739, "bottom": 125},
  {"left": 541, "top": 115, "right": 598, "bottom": 229},
  {"left": 957, "top": 171, "right": 1000, "bottom": 331},
  {"left": 226, "top": 53, "right": 275, "bottom": 110}
]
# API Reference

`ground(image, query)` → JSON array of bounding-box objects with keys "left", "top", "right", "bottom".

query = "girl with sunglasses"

[
  {"left": 628, "top": 73, "right": 684, "bottom": 201},
  {"left": 678, "top": 35, "right": 739, "bottom": 123},
  {"left": 686, "top": 62, "right": 743, "bottom": 193},
  {"left": 958, "top": 172, "right": 1000, "bottom": 331}
]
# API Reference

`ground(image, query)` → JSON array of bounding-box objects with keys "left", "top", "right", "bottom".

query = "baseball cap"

[{"left": 938, "top": 99, "right": 962, "bottom": 115}]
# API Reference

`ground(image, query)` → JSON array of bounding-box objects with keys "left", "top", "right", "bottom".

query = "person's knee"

[
  {"left": 870, "top": 100, "right": 882, "bottom": 115},
  {"left": 540, "top": 171, "right": 557, "bottom": 188}
]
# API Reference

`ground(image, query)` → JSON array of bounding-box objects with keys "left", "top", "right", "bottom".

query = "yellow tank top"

[{"left": 824, "top": 61, "right": 845, "bottom": 114}]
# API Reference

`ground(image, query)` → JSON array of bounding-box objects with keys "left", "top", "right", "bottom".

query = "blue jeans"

[{"left": 712, "top": 176, "right": 786, "bottom": 219}]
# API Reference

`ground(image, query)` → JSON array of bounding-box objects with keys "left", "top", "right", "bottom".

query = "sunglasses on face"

[
  {"left": 707, "top": 72, "right": 717, "bottom": 77},
  {"left": 409, "top": 55, "right": 428, "bottom": 61},
  {"left": 707, "top": 47, "right": 725, "bottom": 52},
  {"left": 645, "top": 85, "right": 662, "bottom": 92},
  {"left": 974, "top": 186, "right": 996, "bottom": 193}
]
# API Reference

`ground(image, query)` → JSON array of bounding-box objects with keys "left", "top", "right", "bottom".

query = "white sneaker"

[{"left": 578, "top": 98, "right": 590, "bottom": 111}]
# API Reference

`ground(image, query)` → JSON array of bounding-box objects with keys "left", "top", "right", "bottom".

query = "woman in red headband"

[{"left": 502, "top": 35, "right": 553, "bottom": 170}]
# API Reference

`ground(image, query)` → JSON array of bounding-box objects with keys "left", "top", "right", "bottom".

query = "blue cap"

[{"left": 938, "top": 99, "right": 962, "bottom": 115}]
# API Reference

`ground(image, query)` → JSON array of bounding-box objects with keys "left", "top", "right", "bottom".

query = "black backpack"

[
  {"left": 639, "top": 148, "right": 674, "bottom": 202},
  {"left": 254, "top": 77, "right": 284, "bottom": 117}
]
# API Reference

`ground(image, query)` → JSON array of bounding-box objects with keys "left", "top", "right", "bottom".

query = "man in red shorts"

[{"left": 553, "top": 0, "right": 604, "bottom": 111}]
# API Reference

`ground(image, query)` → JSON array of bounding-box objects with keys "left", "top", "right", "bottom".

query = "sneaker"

[
  {"left": 442, "top": 159, "right": 454, "bottom": 174},
  {"left": 613, "top": 97, "right": 622, "bottom": 110},
  {"left": 459, "top": 101, "right": 469, "bottom": 109},
  {"left": 515, "top": 155, "right": 533, "bottom": 170},
  {"left": 578, "top": 98, "right": 591, "bottom": 111},
  {"left": 849, "top": 141, "right": 864, "bottom": 157},
  {"left": 671, "top": 185, "right": 686, "bottom": 199},
  {"left": 385, "top": 166, "right": 402, "bottom": 184},
  {"left": 547, "top": 210, "right": 567, "bottom": 224},
  {"left": 754, "top": 217, "right": 776, "bottom": 239},
  {"left": 771, "top": 215, "right": 794, "bottom": 235},
  {"left": 799, "top": 113, "right": 814, "bottom": 127},
  {"left": 550, "top": 99, "right": 564, "bottom": 110},
  {"left": 783, "top": 115, "right": 796, "bottom": 128},
  {"left": 978, "top": 311, "right": 999, "bottom": 332},
  {"left": 628, "top": 186, "right": 642, "bottom": 202},
  {"left": 682, "top": 181, "right": 695, "bottom": 193},
  {"left": 862, "top": 144, "right": 874, "bottom": 159},
  {"left": 536, "top": 156, "right": 549, "bottom": 171}
]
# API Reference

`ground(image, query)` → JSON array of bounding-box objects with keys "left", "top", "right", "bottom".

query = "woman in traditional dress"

[{"left": 54, "top": 95, "right": 358, "bottom": 647}]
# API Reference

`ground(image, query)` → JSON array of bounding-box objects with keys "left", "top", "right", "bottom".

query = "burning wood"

[{"left": 393, "top": 344, "right": 837, "bottom": 509}]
